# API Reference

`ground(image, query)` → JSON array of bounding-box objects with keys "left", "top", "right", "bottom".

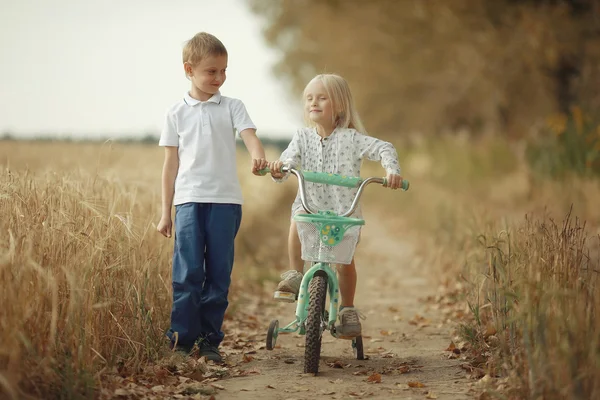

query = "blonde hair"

[
  {"left": 182, "top": 32, "right": 227, "bottom": 66},
  {"left": 303, "top": 74, "right": 367, "bottom": 133}
]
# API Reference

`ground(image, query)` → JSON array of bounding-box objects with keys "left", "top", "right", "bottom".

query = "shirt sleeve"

[
  {"left": 158, "top": 110, "right": 179, "bottom": 147},
  {"left": 230, "top": 99, "right": 257, "bottom": 137},
  {"left": 273, "top": 129, "right": 304, "bottom": 182},
  {"left": 353, "top": 131, "right": 401, "bottom": 175}
]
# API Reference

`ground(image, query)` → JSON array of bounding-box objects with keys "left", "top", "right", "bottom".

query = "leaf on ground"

[
  {"left": 426, "top": 391, "right": 438, "bottom": 399},
  {"left": 445, "top": 341, "right": 456, "bottom": 352},
  {"left": 353, "top": 370, "right": 369, "bottom": 376},
  {"left": 210, "top": 383, "right": 225, "bottom": 390},
  {"left": 407, "top": 381, "right": 425, "bottom": 388},
  {"left": 243, "top": 354, "right": 254, "bottom": 363},
  {"left": 483, "top": 323, "right": 497, "bottom": 338},
  {"left": 267, "top": 384, "right": 276, "bottom": 389},
  {"left": 366, "top": 372, "right": 382, "bottom": 383},
  {"left": 327, "top": 360, "right": 345, "bottom": 369},
  {"left": 398, "top": 365, "right": 410, "bottom": 374},
  {"left": 396, "top": 383, "right": 410, "bottom": 390},
  {"left": 380, "top": 329, "right": 392, "bottom": 336}
]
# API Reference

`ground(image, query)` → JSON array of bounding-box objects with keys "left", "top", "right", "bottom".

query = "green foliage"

[{"left": 526, "top": 107, "right": 600, "bottom": 178}]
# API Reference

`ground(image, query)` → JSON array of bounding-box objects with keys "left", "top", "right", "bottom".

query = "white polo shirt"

[{"left": 159, "top": 92, "right": 256, "bottom": 206}]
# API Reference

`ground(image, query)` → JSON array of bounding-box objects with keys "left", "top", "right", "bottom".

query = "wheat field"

[{"left": 1, "top": 137, "right": 599, "bottom": 399}]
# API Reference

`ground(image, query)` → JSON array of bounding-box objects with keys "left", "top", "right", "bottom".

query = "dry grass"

[
  {"left": 0, "top": 140, "right": 292, "bottom": 398},
  {"left": 373, "top": 134, "right": 600, "bottom": 399},
  {"left": 2, "top": 137, "right": 600, "bottom": 399}
]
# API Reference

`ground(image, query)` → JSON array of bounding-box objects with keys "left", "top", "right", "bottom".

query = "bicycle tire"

[
  {"left": 266, "top": 319, "right": 279, "bottom": 350},
  {"left": 304, "top": 274, "right": 328, "bottom": 374},
  {"left": 352, "top": 335, "right": 365, "bottom": 360}
]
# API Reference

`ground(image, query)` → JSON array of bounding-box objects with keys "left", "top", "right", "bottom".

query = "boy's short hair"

[{"left": 183, "top": 32, "right": 228, "bottom": 65}]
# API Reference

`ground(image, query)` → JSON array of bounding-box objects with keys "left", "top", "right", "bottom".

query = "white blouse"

[{"left": 277, "top": 127, "right": 401, "bottom": 218}]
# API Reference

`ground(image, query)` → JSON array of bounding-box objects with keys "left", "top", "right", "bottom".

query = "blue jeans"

[{"left": 166, "top": 203, "right": 242, "bottom": 349}]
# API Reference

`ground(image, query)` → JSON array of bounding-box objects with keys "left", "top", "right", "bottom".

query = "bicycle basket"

[{"left": 294, "top": 212, "right": 364, "bottom": 264}]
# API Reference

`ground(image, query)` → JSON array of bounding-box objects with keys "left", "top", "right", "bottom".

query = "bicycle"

[{"left": 260, "top": 166, "right": 409, "bottom": 375}]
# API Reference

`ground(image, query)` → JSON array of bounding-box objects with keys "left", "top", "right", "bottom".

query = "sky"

[{"left": 0, "top": 0, "right": 300, "bottom": 139}]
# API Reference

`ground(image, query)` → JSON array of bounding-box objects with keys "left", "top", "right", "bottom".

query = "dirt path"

[{"left": 218, "top": 213, "right": 473, "bottom": 400}]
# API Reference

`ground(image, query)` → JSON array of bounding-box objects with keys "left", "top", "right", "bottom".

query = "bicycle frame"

[{"left": 276, "top": 261, "right": 340, "bottom": 336}]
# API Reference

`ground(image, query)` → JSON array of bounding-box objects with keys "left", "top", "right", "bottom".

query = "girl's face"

[{"left": 304, "top": 80, "right": 335, "bottom": 128}]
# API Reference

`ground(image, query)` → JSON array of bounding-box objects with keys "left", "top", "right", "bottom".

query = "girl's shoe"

[
  {"left": 274, "top": 270, "right": 303, "bottom": 302},
  {"left": 335, "top": 307, "right": 365, "bottom": 339}
]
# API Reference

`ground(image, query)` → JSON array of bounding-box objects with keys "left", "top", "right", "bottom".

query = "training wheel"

[
  {"left": 266, "top": 319, "right": 279, "bottom": 350},
  {"left": 352, "top": 336, "right": 364, "bottom": 360}
]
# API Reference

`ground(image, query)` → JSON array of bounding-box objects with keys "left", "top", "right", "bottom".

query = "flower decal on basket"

[{"left": 319, "top": 223, "right": 345, "bottom": 246}]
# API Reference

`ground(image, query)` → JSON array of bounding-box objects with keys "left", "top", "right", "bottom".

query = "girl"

[{"left": 268, "top": 74, "right": 403, "bottom": 338}]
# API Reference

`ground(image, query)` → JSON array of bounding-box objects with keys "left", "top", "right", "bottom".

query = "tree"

[{"left": 248, "top": 0, "right": 600, "bottom": 139}]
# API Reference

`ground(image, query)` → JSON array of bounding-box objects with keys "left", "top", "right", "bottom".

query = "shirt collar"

[{"left": 183, "top": 91, "right": 222, "bottom": 106}]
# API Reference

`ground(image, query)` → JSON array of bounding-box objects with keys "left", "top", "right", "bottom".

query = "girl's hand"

[
  {"left": 385, "top": 173, "right": 403, "bottom": 190},
  {"left": 157, "top": 216, "right": 173, "bottom": 238},
  {"left": 268, "top": 160, "right": 285, "bottom": 179},
  {"left": 251, "top": 158, "right": 268, "bottom": 176}
]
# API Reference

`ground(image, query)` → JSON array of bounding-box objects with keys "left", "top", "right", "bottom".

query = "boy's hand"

[
  {"left": 251, "top": 158, "right": 268, "bottom": 175},
  {"left": 384, "top": 173, "right": 403, "bottom": 190},
  {"left": 157, "top": 216, "right": 173, "bottom": 238},
  {"left": 268, "top": 160, "right": 285, "bottom": 179}
]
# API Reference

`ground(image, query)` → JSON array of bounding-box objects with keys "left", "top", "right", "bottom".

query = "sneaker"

[
  {"left": 335, "top": 307, "right": 365, "bottom": 339},
  {"left": 274, "top": 270, "right": 303, "bottom": 302},
  {"left": 198, "top": 342, "right": 223, "bottom": 363}
]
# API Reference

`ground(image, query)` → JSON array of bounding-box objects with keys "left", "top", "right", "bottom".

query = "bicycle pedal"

[{"left": 274, "top": 291, "right": 297, "bottom": 303}]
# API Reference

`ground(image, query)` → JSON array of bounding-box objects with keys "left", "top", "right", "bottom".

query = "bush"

[{"left": 527, "top": 107, "right": 600, "bottom": 178}]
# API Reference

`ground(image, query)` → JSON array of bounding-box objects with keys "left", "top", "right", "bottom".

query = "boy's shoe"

[
  {"left": 198, "top": 341, "right": 223, "bottom": 363},
  {"left": 335, "top": 307, "right": 365, "bottom": 339},
  {"left": 274, "top": 270, "right": 303, "bottom": 302}
]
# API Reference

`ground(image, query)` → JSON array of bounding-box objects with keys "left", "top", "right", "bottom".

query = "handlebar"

[{"left": 259, "top": 166, "right": 409, "bottom": 217}]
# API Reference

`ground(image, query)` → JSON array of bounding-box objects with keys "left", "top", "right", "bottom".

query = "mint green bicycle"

[{"left": 260, "top": 166, "right": 409, "bottom": 375}]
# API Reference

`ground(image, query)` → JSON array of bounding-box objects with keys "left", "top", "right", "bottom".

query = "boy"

[{"left": 157, "top": 32, "right": 267, "bottom": 362}]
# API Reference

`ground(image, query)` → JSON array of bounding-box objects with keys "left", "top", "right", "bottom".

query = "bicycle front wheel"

[{"left": 304, "top": 274, "right": 328, "bottom": 374}]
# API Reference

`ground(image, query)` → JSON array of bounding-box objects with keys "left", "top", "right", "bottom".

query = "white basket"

[{"left": 296, "top": 221, "right": 360, "bottom": 265}]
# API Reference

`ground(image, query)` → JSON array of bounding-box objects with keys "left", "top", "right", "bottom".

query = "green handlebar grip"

[
  {"left": 381, "top": 178, "right": 410, "bottom": 191},
  {"left": 302, "top": 171, "right": 362, "bottom": 188}
]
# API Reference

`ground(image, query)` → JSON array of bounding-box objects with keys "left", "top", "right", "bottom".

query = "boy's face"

[
  {"left": 304, "top": 80, "right": 334, "bottom": 128},
  {"left": 185, "top": 54, "right": 228, "bottom": 100}
]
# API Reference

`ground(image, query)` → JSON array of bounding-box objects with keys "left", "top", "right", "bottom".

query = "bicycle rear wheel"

[{"left": 304, "top": 274, "right": 328, "bottom": 374}]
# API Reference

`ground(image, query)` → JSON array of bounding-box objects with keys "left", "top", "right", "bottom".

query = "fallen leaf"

[
  {"left": 445, "top": 341, "right": 456, "bottom": 352},
  {"left": 327, "top": 360, "right": 345, "bottom": 369},
  {"left": 210, "top": 383, "right": 225, "bottom": 390},
  {"left": 380, "top": 330, "right": 391, "bottom": 336},
  {"left": 484, "top": 323, "right": 497, "bottom": 338},
  {"left": 398, "top": 365, "right": 410, "bottom": 374},
  {"left": 366, "top": 372, "right": 382, "bottom": 383},
  {"left": 426, "top": 391, "right": 438, "bottom": 399},
  {"left": 396, "top": 383, "right": 410, "bottom": 390},
  {"left": 407, "top": 381, "right": 425, "bottom": 388},
  {"left": 267, "top": 384, "right": 276, "bottom": 389},
  {"left": 243, "top": 354, "right": 254, "bottom": 363}
]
